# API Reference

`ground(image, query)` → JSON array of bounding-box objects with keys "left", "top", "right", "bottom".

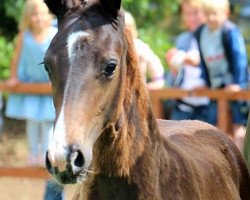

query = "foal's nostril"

[
  {"left": 45, "top": 151, "right": 53, "bottom": 174},
  {"left": 74, "top": 150, "right": 84, "bottom": 167},
  {"left": 70, "top": 150, "right": 85, "bottom": 175}
]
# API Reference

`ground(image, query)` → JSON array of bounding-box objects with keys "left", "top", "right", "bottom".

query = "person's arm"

[
  {"left": 166, "top": 33, "right": 201, "bottom": 77},
  {"left": 227, "top": 27, "right": 248, "bottom": 90},
  {"left": 142, "top": 43, "right": 165, "bottom": 90},
  {"left": 5, "top": 32, "right": 23, "bottom": 88},
  {"left": 165, "top": 48, "right": 179, "bottom": 75},
  {"left": 183, "top": 37, "right": 200, "bottom": 66}
]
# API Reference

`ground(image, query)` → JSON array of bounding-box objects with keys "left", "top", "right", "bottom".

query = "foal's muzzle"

[{"left": 45, "top": 146, "right": 85, "bottom": 184}]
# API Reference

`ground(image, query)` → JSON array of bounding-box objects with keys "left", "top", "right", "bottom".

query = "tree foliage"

[
  {"left": 0, "top": 0, "right": 180, "bottom": 80},
  {"left": 0, "top": 0, "right": 24, "bottom": 39},
  {"left": 0, "top": 0, "right": 24, "bottom": 80},
  {"left": 0, "top": 37, "right": 13, "bottom": 80},
  {"left": 122, "top": 0, "right": 179, "bottom": 69}
]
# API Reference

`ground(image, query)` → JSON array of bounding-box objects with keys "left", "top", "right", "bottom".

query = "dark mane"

[{"left": 89, "top": 26, "right": 153, "bottom": 177}]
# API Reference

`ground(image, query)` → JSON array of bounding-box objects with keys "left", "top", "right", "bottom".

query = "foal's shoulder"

[{"left": 156, "top": 119, "right": 218, "bottom": 138}]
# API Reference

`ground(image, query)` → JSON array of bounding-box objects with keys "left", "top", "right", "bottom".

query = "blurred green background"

[
  {"left": 0, "top": 0, "right": 179, "bottom": 81},
  {"left": 0, "top": 0, "right": 249, "bottom": 81}
]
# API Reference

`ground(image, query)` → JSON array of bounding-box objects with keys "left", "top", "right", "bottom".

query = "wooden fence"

[
  {"left": 0, "top": 82, "right": 250, "bottom": 178},
  {"left": 150, "top": 88, "right": 250, "bottom": 135},
  {"left": 0, "top": 167, "right": 50, "bottom": 179}
]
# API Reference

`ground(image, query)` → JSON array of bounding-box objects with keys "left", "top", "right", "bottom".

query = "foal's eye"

[
  {"left": 44, "top": 63, "right": 52, "bottom": 75},
  {"left": 102, "top": 59, "right": 117, "bottom": 79}
]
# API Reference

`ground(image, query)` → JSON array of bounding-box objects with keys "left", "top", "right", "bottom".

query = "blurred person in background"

[
  {"left": 195, "top": 0, "right": 249, "bottom": 152},
  {"left": 165, "top": 0, "right": 210, "bottom": 122},
  {"left": 125, "top": 11, "right": 165, "bottom": 90},
  {"left": 4, "top": 0, "right": 64, "bottom": 199}
]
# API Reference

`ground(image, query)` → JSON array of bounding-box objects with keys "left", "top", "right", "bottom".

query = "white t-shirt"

[
  {"left": 134, "top": 39, "right": 165, "bottom": 89},
  {"left": 180, "top": 38, "right": 209, "bottom": 106}
]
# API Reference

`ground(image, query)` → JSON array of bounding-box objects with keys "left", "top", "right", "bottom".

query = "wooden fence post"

[{"left": 217, "top": 99, "right": 230, "bottom": 134}]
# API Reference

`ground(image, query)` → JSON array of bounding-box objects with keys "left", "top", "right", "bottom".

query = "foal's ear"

[
  {"left": 99, "top": 0, "right": 122, "bottom": 18},
  {"left": 44, "top": 0, "right": 67, "bottom": 16}
]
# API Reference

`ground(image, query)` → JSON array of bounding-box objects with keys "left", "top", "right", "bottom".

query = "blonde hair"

[
  {"left": 201, "top": 0, "right": 230, "bottom": 12},
  {"left": 19, "top": 0, "right": 53, "bottom": 31},
  {"left": 179, "top": 0, "right": 203, "bottom": 10},
  {"left": 124, "top": 11, "right": 138, "bottom": 39}
]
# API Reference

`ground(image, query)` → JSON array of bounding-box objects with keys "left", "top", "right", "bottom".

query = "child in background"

[
  {"left": 5, "top": 0, "right": 64, "bottom": 199},
  {"left": 125, "top": 11, "right": 165, "bottom": 90},
  {"left": 5, "top": 0, "right": 56, "bottom": 167},
  {"left": 195, "top": 0, "right": 248, "bottom": 151},
  {"left": 165, "top": 0, "right": 210, "bottom": 121}
]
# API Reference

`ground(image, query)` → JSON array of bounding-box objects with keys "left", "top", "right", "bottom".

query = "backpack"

[
  {"left": 194, "top": 21, "right": 250, "bottom": 114},
  {"left": 194, "top": 21, "right": 236, "bottom": 87}
]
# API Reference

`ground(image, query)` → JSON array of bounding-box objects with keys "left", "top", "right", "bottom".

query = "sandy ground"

[
  {"left": 0, "top": 177, "right": 77, "bottom": 200},
  {"left": 0, "top": 118, "right": 76, "bottom": 200}
]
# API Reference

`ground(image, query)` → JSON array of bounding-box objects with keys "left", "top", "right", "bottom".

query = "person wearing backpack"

[
  {"left": 195, "top": 0, "right": 249, "bottom": 152},
  {"left": 165, "top": 0, "right": 210, "bottom": 122}
]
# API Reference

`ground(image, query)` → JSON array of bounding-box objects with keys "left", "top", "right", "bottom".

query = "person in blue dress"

[{"left": 5, "top": 0, "right": 63, "bottom": 199}]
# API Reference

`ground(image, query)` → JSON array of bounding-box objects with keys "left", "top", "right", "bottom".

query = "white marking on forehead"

[{"left": 67, "top": 31, "right": 90, "bottom": 64}]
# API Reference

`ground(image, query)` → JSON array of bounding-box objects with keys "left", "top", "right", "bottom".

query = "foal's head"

[{"left": 44, "top": 0, "right": 141, "bottom": 184}]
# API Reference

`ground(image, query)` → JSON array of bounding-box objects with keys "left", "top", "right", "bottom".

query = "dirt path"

[
  {"left": 0, "top": 118, "right": 76, "bottom": 199},
  {"left": 0, "top": 178, "right": 76, "bottom": 200}
]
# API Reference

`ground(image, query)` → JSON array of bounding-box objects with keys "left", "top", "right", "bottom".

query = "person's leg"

[
  {"left": 171, "top": 106, "right": 193, "bottom": 120},
  {"left": 233, "top": 124, "right": 246, "bottom": 152},
  {"left": 44, "top": 180, "right": 64, "bottom": 200},
  {"left": 26, "top": 120, "right": 40, "bottom": 166},
  {"left": 162, "top": 99, "right": 176, "bottom": 120},
  {"left": 193, "top": 105, "right": 210, "bottom": 123},
  {"left": 206, "top": 101, "right": 217, "bottom": 125},
  {"left": 231, "top": 102, "right": 248, "bottom": 152}
]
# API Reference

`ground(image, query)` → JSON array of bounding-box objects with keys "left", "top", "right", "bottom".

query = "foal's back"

[{"left": 157, "top": 120, "right": 250, "bottom": 200}]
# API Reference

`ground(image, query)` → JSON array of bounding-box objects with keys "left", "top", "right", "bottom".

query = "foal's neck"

[{"left": 87, "top": 174, "right": 137, "bottom": 200}]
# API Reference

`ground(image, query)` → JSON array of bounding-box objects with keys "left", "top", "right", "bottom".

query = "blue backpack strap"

[
  {"left": 193, "top": 24, "right": 204, "bottom": 48},
  {"left": 194, "top": 22, "right": 237, "bottom": 87},
  {"left": 194, "top": 24, "right": 211, "bottom": 87},
  {"left": 221, "top": 20, "right": 235, "bottom": 74}
]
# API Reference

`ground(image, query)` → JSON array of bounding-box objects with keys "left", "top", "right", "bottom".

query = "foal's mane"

[
  {"left": 123, "top": 26, "right": 151, "bottom": 121},
  {"left": 92, "top": 25, "right": 160, "bottom": 178}
]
